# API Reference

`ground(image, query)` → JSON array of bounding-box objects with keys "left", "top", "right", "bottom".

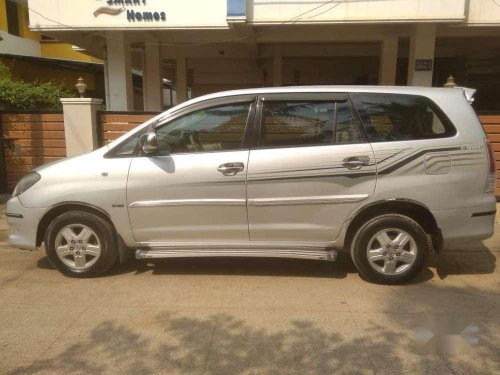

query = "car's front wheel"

[
  {"left": 351, "top": 214, "right": 429, "bottom": 284},
  {"left": 45, "top": 211, "right": 117, "bottom": 277}
]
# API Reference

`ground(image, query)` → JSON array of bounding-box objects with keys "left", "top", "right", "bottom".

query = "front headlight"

[{"left": 12, "top": 171, "right": 41, "bottom": 197}]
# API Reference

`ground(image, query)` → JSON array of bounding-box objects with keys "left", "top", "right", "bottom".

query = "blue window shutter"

[{"left": 227, "top": 0, "right": 246, "bottom": 17}]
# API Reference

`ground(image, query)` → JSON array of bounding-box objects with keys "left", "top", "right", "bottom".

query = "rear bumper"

[
  {"left": 6, "top": 197, "right": 45, "bottom": 250},
  {"left": 433, "top": 201, "right": 496, "bottom": 243}
]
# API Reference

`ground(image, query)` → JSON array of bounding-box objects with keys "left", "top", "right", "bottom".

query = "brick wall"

[
  {"left": 1, "top": 113, "right": 66, "bottom": 189},
  {"left": 99, "top": 112, "right": 157, "bottom": 145},
  {"left": 480, "top": 114, "right": 500, "bottom": 196}
]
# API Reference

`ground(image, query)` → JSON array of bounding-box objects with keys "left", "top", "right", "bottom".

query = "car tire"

[
  {"left": 350, "top": 214, "right": 429, "bottom": 284},
  {"left": 45, "top": 211, "right": 118, "bottom": 277}
]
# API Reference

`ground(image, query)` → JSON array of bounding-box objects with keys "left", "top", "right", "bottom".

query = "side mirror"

[{"left": 139, "top": 132, "right": 158, "bottom": 154}]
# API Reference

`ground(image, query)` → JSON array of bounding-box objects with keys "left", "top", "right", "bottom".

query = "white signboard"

[
  {"left": 28, "top": 0, "right": 229, "bottom": 30},
  {"left": 252, "top": 0, "right": 467, "bottom": 23}
]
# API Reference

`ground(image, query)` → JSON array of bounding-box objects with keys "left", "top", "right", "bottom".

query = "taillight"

[{"left": 485, "top": 138, "right": 496, "bottom": 193}]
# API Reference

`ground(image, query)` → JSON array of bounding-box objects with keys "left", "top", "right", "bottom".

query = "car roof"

[{"left": 171, "top": 85, "right": 471, "bottom": 113}]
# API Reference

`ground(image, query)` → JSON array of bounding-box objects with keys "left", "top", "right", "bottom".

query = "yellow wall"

[
  {"left": 0, "top": 0, "right": 9, "bottom": 31},
  {"left": 41, "top": 43, "right": 102, "bottom": 63},
  {"left": 0, "top": 56, "right": 100, "bottom": 92},
  {"left": 0, "top": 1, "right": 101, "bottom": 63},
  {"left": 18, "top": 3, "right": 40, "bottom": 41}
]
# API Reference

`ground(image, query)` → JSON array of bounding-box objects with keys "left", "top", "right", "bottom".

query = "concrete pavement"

[{"left": 0, "top": 204, "right": 499, "bottom": 374}]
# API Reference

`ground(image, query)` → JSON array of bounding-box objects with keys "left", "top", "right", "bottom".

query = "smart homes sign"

[
  {"left": 29, "top": 0, "right": 228, "bottom": 30},
  {"left": 94, "top": 0, "right": 166, "bottom": 22}
]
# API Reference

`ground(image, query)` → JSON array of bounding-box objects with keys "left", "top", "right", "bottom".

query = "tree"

[{"left": 0, "top": 62, "right": 75, "bottom": 111}]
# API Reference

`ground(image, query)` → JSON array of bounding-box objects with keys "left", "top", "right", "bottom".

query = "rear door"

[{"left": 246, "top": 93, "right": 376, "bottom": 243}]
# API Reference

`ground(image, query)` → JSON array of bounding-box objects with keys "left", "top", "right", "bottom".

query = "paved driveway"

[{"left": 0, "top": 203, "right": 499, "bottom": 374}]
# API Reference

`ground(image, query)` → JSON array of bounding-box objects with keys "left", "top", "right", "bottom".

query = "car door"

[
  {"left": 127, "top": 95, "right": 255, "bottom": 244},
  {"left": 246, "top": 93, "right": 376, "bottom": 243}
]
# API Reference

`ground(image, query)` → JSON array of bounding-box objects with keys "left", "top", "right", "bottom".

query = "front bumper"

[{"left": 6, "top": 197, "right": 45, "bottom": 250}]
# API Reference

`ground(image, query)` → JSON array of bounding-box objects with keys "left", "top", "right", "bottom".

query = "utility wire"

[{"left": 15, "top": 0, "right": 348, "bottom": 47}]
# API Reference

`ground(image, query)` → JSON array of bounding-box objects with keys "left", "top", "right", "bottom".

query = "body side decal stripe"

[{"left": 377, "top": 147, "right": 462, "bottom": 175}]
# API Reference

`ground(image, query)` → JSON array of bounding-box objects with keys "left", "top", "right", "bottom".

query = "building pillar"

[
  {"left": 379, "top": 37, "right": 398, "bottom": 85},
  {"left": 407, "top": 24, "right": 436, "bottom": 87},
  {"left": 105, "top": 31, "right": 133, "bottom": 110},
  {"left": 176, "top": 53, "right": 188, "bottom": 104},
  {"left": 273, "top": 46, "right": 282, "bottom": 87},
  {"left": 143, "top": 40, "right": 163, "bottom": 112},
  {"left": 60, "top": 98, "right": 103, "bottom": 157},
  {"left": 103, "top": 57, "right": 111, "bottom": 110}
]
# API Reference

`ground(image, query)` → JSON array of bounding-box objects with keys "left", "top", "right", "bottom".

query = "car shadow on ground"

[
  {"left": 38, "top": 254, "right": 356, "bottom": 279},
  {"left": 36, "top": 241, "right": 496, "bottom": 283},
  {"left": 430, "top": 240, "right": 497, "bottom": 280}
]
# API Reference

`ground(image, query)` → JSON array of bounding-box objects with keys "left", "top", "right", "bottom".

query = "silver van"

[{"left": 6, "top": 86, "right": 496, "bottom": 284}]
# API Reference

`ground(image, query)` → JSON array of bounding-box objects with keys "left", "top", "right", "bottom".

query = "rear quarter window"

[{"left": 350, "top": 93, "right": 456, "bottom": 142}]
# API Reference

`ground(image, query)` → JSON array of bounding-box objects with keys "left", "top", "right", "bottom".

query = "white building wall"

[
  {"left": 252, "top": 0, "right": 466, "bottom": 23},
  {"left": 468, "top": 0, "right": 500, "bottom": 24},
  {"left": 28, "top": 0, "right": 500, "bottom": 29}
]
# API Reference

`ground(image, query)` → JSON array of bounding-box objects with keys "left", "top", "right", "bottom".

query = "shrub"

[{"left": 0, "top": 62, "right": 75, "bottom": 111}]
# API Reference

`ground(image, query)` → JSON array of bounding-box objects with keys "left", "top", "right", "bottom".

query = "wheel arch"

[
  {"left": 343, "top": 199, "right": 442, "bottom": 253},
  {"left": 36, "top": 202, "right": 114, "bottom": 247}
]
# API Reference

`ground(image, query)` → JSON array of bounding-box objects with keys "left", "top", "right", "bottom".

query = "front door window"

[{"left": 155, "top": 103, "right": 251, "bottom": 155}]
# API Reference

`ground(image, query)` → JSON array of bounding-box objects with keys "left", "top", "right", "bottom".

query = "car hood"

[{"left": 33, "top": 145, "right": 109, "bottom": 174}]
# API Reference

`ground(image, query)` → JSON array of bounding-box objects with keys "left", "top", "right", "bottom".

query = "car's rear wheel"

[
  {"left": 351, "top": 214, "right": 429, "bottom": 284},
  {"left": 45, "top": 211, "right": 117, "bottom": 277}
]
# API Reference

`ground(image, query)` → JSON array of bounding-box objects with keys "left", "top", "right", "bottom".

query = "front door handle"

[
  {"left": 342, "top": 156, "right": 370, "bottom": 170},
  {"left": 217, "top": 162, "right": 245, "bottom": 176}
]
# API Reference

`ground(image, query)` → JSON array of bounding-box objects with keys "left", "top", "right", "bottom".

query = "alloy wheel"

[
  {"left": 366, "top": 228, "right": 417, "bottom": 275},
  {"left": 54, "top": 224, "right": 101, "bottom": 270}
]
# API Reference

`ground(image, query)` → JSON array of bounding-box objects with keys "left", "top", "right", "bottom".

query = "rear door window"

[
  {"left": 258, "top": 99, "right": 363, "bottom": 148},
  {"left": 259, "top": 101, "right": 335, "bottom": 148},
  {"left": 350, "top": 93, "right": 456, "bottom": 142}
]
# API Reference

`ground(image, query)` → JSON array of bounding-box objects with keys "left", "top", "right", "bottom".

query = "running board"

[{"left": 135, "top": 248, "right": 337, "bottom": 262}]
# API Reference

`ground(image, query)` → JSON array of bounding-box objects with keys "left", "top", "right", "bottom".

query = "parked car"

[{"left": 6, "top": 86, "right": 496, "bottom": 283}]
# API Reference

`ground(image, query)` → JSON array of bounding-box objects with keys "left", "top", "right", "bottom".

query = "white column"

[
  {"left": 60, "top": 98, "right": 103, "bottom": 157},
  {"left": 176, "top": 52, "right": 188, "bottom": 104},
  {"left": 106, "top": 31, "right": 133, "bottom": 110},
  {"left": 143, "top": 40, "right": 163, "bottom": 111},
  {"left": 273, "top": 46, "right": 282, "bottom": 87},
  {"left": 379, "top": 37, "right": 398, "bottom": 85},
  {"left": 407, "top": 24, "right": 436, "bottom": 87}
]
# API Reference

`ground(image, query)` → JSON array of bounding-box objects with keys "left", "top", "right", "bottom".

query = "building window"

[
  {"left": 227, "top": 0, "right": 246, "bottom": 17},
  {"left": 6, "top": 0, "right": 20, "bottom": 37}
]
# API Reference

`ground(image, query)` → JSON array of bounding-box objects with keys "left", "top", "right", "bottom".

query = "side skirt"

[{"left": 135, "top": 248, "right": 337, "bottom": 262}]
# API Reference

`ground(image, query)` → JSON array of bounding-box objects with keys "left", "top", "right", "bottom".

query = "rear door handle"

[
  {"left": 217, "top": 162, "right": 245, "bottom": 176},
  {"left": 342, "top": 156, "right": 370, "bottom": 170}
]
